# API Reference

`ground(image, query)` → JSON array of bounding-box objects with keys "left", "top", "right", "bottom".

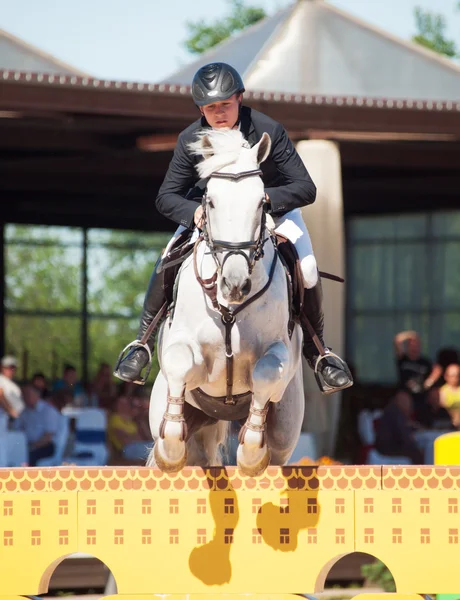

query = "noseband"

[{"left": 201, "top": 169, "right": 268, "bottom": 274}]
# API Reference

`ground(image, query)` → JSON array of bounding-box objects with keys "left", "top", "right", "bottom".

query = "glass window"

[
  {"left": 432, "top": 212, "right": 460, "bottom": 237},
  {"left": 6, "top": 245, "right": 82, "bottom": 312},
  {"left": 87, "top": 247, "right": 157, "bottom": 317},
  {"left": 88, "top": 318, "right": 160, "bottom": 381},
  {"left": 4, "top": 224, "right": 170, "bottom": 383},
  {"left": 5, "top": 315, "right": 82, "bottom": 378},
  {"left": 348, "top": 211, "right": 460, "bottom": 383}
]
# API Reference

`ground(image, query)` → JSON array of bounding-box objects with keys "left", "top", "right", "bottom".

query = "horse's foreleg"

[
  {"left": 153, "top": 342, "right": 204, "bottom": 472},
  {"left": 237, "top": 341, "right": 290, "bottom": 476}
]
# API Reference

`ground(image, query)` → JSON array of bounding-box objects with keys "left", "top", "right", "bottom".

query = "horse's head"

[{"left": 189, "top": 129, "right": 271, "bottom": 304}]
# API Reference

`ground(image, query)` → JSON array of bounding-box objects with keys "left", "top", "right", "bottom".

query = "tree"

[
  {"left": 184, "top": 0, "right": 266, "bottom": 55},
  {"left": 412, "top": 6, "right": 457, "bottom": 58}
]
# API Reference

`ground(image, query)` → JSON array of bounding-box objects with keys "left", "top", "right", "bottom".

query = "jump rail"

[{"left": 0, "top": 465, "right": 459, "bottom": 599}]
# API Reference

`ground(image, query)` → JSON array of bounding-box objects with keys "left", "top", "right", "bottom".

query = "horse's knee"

[
  {"left": 300, "top": 255, "right": 318, "bottom": 289},
  {"left": 253, "top": 345, "right": 289, "bottom": 395},
  {"left": 253, "top": 354, "right": 283, "bottom": 386},
  {"left": 163, "top": 343, "right": 194, "bottom": 381}
]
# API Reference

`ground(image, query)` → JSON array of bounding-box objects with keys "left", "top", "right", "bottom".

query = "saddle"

[
  {"left": 159, "top": 228, "right": 195, "bottom": 306},
  {"left": 275, "top": 233, "right": 304, "bottom": 324}
]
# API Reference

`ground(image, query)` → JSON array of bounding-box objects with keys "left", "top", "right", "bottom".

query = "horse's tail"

[{"left": 187, "top": 421, "right": 232, "bottom": 467}]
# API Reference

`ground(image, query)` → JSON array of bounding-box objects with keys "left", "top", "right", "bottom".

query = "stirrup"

[
  {"left": 311, "top": 349, "right": 353, "bottom": 396},
  {"left": 113, "top": 340, "right": 153, "bottom": 385}
]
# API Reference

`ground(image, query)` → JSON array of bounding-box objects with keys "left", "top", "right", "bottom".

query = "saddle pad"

[{"left": 275, "top": 233, "right": 304, "bottom": 317}]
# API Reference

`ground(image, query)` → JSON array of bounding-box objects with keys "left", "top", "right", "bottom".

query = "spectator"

[
  {"left": 14, "top": 384, "right": 60, "bottom": 466},
  {"left": 132, "top": 394, "right": 152, "bottom": 443},
  {"left": 0, "top": 355, "right": 24, "bottom": 467},
  {"left": 91, "top": 363, "right": 117, "bottom": 410},
  {"left": 53, "top": 364, "right": 86, "bottom": 404},
  {"left": 424, "top": 348, "right": 460, "bottom": 390},
  {"left": 394, "top": 331, "right": 432, "bottom": 424},
  {"left": 0, "top": 355, "right": 24, "bottom": 420},
  {"left": 439, "top": 364, "right": 460, "bottom": 427},
  {"left": 375, "top": 389, "right": 424, "bottom": 464},
  {"left": 49, "top": 389, "right": 73, "bottom": 413},
  {"left": 31, "top": 372, "right": 50, "bottom": 399},
  {"left": 108, "top": 396, "right": 150, "bottom": 463},
  {"left": 394, "top": 331, "right": 432, "bottom": 394},
  {"left": 424, "top": 387, "right": 452, "bottom": 429}
]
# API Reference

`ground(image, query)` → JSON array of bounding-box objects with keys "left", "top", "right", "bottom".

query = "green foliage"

[
  {"left": 184, "top": 0, "right": 266, "bottom": 54},
  {"left": 412, "top": 6, "right": 457, "bottom": 58},
  {"left": 361, "top": 560, "right": 396, "bottom": 593},
  {"left": 5, "top": 225, "right": 169, "bottom": 383}
]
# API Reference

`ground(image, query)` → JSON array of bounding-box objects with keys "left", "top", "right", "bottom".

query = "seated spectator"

[
  {"left": 91, "top": 363, "right": 117, "bottom": 410},
  {"left": 425, "top": 387, "right": 453, "bottom": 429},
  {"left": 53, "top": 364, "right": 86, "bottom": 405},
  {"left": 32, "top": 372, "right": 50, "bottom": 399},
  {"left": 440, "top": 364, "right": 460, "bottom": 427},
  {"left": 108, "top": 396, "right": 150, "bottom": 463},
  {"left": 14, "top": 384, "right": 60, "bottom": 466},
  {"left": 49, "top": 389, "right": 73, "bottom": 413},
  {"left": 375, "top": 389, "right": 424, "bottom": 464},
  {"left": 424, "top": 347, "right": 460, "bottom": 390}
]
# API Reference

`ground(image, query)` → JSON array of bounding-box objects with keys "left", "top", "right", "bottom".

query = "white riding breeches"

[
  {"left": 164, "top": 208, "right": 317, "bottom": 289},
  {"left": 272, "top": 208, "right": 317, "bottom": 289}
]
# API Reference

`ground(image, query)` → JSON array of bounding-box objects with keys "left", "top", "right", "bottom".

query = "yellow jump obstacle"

[{"left": 0, "top": 465, "right": 459, "bottom": 600}]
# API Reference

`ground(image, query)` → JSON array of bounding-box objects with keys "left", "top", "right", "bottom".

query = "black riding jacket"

[{"left": 156, "top": 105, "right": 317, "bottom": 229}]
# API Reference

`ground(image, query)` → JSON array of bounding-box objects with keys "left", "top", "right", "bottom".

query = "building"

[{"left": 0, "top": 0, "right": 459, "bottom": 452}]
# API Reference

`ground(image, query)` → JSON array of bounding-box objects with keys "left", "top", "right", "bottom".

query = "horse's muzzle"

[{"left": 221, "top": 276, "right": 252, "bottom": 303}]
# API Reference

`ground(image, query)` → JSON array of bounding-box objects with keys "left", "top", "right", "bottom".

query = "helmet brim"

[{"left": 194, "top": 87, "right": 245, "bottom": 107}]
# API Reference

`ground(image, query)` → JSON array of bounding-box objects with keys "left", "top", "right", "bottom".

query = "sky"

[{"left": 0, "top": 0, "right": 459, "bottom": 82}]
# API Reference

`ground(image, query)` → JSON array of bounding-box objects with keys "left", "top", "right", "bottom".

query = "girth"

[{"left": 190, "top": 388, "right": 252, "bottom": 421}]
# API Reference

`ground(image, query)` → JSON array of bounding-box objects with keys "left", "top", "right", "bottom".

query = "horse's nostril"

[{"left": 241, "top": 279, "right": 252, "bottom": 296}]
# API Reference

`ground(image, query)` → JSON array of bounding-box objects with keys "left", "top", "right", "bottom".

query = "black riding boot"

[
  {"left": 301, "top": 277, "right": 353, "bottom": 395},
  {"left": 114, "top": 258, "right": 166, "bottom": 384}
]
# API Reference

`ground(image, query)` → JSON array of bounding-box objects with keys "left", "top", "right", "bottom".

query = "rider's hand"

[{"left": 194, "top": 205, "right": 204, "bottom": 229}]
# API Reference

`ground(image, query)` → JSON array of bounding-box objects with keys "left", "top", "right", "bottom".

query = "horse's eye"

[{"left": 207, "top": 198, "right": 214, "bottom": 209}]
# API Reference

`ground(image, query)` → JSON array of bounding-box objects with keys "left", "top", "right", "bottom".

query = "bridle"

[
  {"left": 193, "top": 167, "right": 278, "bottom": 405},
  {"left": 201, "top": 169, "right": 269, "bottom": 275}
]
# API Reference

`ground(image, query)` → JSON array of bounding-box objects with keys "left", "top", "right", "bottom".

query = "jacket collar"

[{"left": 240, "top": 106, "right": 257, "bottom": 145}]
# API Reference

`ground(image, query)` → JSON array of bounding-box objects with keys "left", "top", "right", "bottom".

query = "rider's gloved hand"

[{"left": 194, "top": 205, "right": 205, "bottom": 229}]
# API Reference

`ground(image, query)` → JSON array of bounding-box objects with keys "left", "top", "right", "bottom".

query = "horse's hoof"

[
  {"left": 153, "top": 442, "right": 187, "bottom": 473},
  {"left": 237, "top": 446, "right": 270, "bottom": 477}
]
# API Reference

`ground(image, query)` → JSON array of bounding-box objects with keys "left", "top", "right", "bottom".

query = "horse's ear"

[
  {"left": 254, "top": 132, "right": 271, "bottom": 164},
  {"left": 202, "top": 134, "right": 214, "bottom": 156}
]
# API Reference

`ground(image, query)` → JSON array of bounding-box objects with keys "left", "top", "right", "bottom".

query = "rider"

[{"left": 114, "top": 62, "right": 352, "bottom": 395}]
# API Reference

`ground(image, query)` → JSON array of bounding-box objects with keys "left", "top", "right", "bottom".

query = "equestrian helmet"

[{"left": 191, "top": 63, "right": 245, "bottom": 106}]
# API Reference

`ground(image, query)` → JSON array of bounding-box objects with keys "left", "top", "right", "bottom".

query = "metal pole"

[
  {"left": 0, "top": 223, "right": 5, "bottom": 359},
  {"left": 82, "top": 228, "right": 89, "bottom": 385}
]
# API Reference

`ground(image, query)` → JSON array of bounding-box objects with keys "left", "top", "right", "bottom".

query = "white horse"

[{"left": 148, "top": 129, "right": 304, "bottom": 476}]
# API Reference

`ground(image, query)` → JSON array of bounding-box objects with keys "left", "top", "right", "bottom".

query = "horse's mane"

[{"left": 187, "top": 129, "right": 251, "bottom": 179}]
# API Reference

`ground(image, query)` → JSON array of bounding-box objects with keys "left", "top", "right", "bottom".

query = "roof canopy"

[
  {"left": 164, "top": 0, "right": 460, "bottom": 101},
  {"left": 0, "top": 28, "right": 86, "bottom": 75}
]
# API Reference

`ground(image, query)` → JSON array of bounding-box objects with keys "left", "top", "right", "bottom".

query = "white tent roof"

[
  {"left": 0, "top": 28, "right": 86, "bottom": 75},
  {"left": 163, "top": 0, "right": 460, "bottom": 101}
]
